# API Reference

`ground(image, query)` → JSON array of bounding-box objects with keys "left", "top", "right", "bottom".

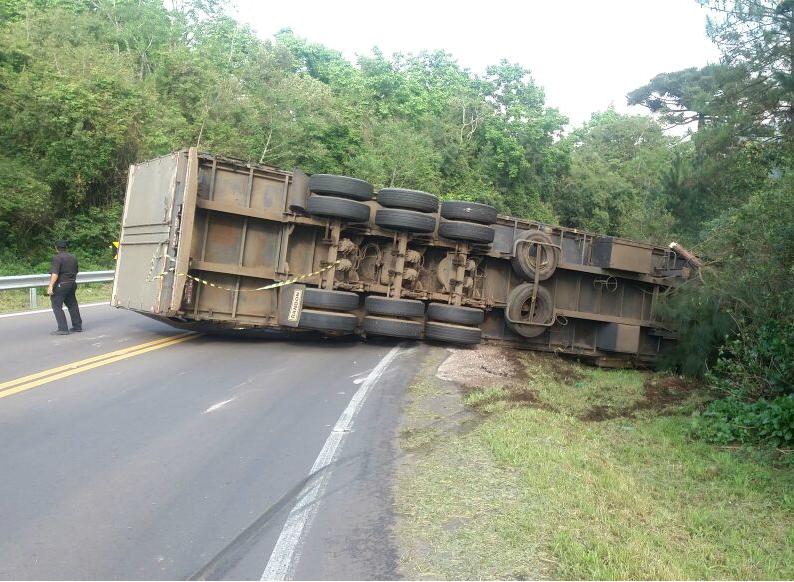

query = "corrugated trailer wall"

[
  {"left": 184, "top": 153, "right": 301, "bottom": 325},
  {"left": 112, "top": 150, "right": 189, "bottom": 314}
]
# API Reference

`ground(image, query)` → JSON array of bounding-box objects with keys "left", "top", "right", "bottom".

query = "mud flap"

[{"left": 278, "top": 284, "right": 306, "bottom": 327}]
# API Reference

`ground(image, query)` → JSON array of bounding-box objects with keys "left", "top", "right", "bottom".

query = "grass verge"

[
  {"left": 0, "top": 283, "right": 112, "bottom": 315},
  {"left": 394, "top": 347, "right": 794, "bottom": 580}
]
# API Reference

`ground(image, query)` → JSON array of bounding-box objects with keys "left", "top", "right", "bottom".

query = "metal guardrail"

[{"left": 0, "top": 270, "right": 115, "bottom": 309}]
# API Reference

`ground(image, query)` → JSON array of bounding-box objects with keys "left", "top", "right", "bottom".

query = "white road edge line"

[
  {"left": 204, "top": 398, "right": 236, "bottom": 414},
  {"left": 0, "top": 302, "right": 110, "bottom": 318},
  {"left": 260, "top": 344, "right": 404, "bottom": 581}
]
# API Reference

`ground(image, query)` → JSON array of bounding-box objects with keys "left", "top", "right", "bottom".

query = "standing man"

[{"left": 47, "top": 239, "right": 83, "bottom": 335}]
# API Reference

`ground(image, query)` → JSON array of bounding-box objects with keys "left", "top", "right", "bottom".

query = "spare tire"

[
  {"left": 505, "top": 283, "right": 554, "bottom": 338},
  {"left": 511, "top": 230, "right": 559, "bottom": 281}
]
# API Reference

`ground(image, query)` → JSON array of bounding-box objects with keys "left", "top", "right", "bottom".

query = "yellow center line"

[
  {"left": 0, "top": 333, "right": 200, "bottom": 400},
  {"left": 0, "top": 332, "right": 195, "bottom": 391}
]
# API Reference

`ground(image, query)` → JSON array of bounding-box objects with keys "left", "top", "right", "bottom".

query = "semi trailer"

[{"left": 111, "top": 148, "right": 695, "bottom": 366}]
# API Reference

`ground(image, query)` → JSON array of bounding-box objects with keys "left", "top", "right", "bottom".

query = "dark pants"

[{"left": 51, "top": 281, "right": 82, "bottom": 332}]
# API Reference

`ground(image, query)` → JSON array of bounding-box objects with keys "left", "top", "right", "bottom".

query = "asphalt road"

[{"left": 0, "top": 303, "right": 421, "bottom": 580}]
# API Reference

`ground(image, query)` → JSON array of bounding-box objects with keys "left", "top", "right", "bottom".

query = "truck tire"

[
  {"left": 308, "top": 174, "right": 374, "bottom": 201},
  {"left": 363, "top": 316, "right": 423, "bottom": 339},
  {"left": 512, "top": 231, "right": 559, "bottom": 281},
  {"left": 505, "top": 283, "right": 554, "bottom": 338},
  {"left": 376, "top": 188, "right": 439, "bottom": 213},
  {"left": 306, "top": 195, "right": 371, "bottom": 223},
  {"left": 424, "top": 321, "right": 482, "bottom": 345},
  {"left": 364, "top": 295, "right": 425, "bottom": 317},
  {"left": 427, "top": 303, "right": 485, "bottom": 326},
  {"left": 438, "top": 220, "right": 495, "bottom": 244},
  {"left": 375, "top": 208, "right": 437, "bottom": 233},
  {"left": 297, "top": 309, "right": 357, "bottom": 332},
  {"left": 303, "top": 288, "right": 360, "bottom": 311},
  {"left": 440, "top": 201, "right": 498, "bottom": 224}
]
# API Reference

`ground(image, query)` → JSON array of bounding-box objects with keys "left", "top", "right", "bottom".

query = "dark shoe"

[
  {"left": 70, "top": 327, "right": 83, "bottom": 332},
  {"left": 51, "top": 330, "right": 70, "bottom": 335}
]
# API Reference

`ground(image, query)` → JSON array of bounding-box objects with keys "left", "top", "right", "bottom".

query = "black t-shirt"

[{"left": 51, "top": 251, "right": 79, "bottom": 284}]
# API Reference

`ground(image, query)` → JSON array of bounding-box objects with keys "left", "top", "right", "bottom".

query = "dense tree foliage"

[
  {"left": 551, "top": 109, "right": 677, "bottom": 241},
  {"left": 0, "top": 2, "right": 572, "bottom": 267},
  {"left": 649, "top": 0, "right": 794, "bottom": 445},
  {"left": 1, "top": 1, "right": 792, "bottom": 437},
  {"left": 0, "top": 0, "right": 683, "bottom": 270}
]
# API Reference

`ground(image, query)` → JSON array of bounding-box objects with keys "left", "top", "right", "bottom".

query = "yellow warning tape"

[
  {"left": 146, "top": 252, "right": 339, "bottom": 292},
  {"left": 254, "top": 262, "right": 341, "bottom": 290}
]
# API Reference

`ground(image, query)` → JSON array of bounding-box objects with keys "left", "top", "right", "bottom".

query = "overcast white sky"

[{"left": 231, "top": 0, "right": 721, "bottom": 128}]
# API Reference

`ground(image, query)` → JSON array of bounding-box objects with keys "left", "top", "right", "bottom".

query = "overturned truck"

[{"left": 112, "top": 148, "right": 695, "bottom": 366}]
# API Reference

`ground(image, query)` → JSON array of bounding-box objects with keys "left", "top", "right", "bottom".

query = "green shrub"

[
  {"left": 692, "top": 394, "right": 794, "bottom": 448},
  {"left": 709, "top": 319, "right": 794, "bottom": 400},
  {"left": 691, "top": 319, "right": 794, "bottom": 449},
  {"left": 655, "top": 275, "right": 736, "bottom": 378}
]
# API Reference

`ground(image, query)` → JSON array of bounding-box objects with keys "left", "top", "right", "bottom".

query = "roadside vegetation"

[
  {"left": 0, "top": 283, "right": 112, "bottom": 315},
  {"left": 395, "top": 346, "right": 794, "bottom": 580}
]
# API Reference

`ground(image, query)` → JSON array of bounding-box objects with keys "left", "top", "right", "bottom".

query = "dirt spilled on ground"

[
  {"left": 535, "top": 351, "right": 586, "bottom": 385},
  {"left": 436, "top": 343, "right": 527, "bottom": 390},
  {"left": 580, "top": 373, "right": 702, "bottom": 422},
  {"left": 437, "top": 343, "right": 530, "bottom": 401},
  {"left": 433, "top": 344, "right": 702, "bottom": 421},
  {"left": 435, "top": 344, "right": 558, "bottom": 412}
]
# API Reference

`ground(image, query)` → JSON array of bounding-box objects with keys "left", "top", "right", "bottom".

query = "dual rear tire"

[
  {"left": 297, "top": 289, "right": 359, "bottom": 332},
  {"left": 360, "top": 296, "right": 485, "bottom": 345},
  {"left": 424, "top": 303, "right": 484, "bottom": 345},
  {"left": 362, "top": 295, "right": 425, "bottom": 339},
  {"left": 302, "top": 179, "right": 497, "bottom": 343}
]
